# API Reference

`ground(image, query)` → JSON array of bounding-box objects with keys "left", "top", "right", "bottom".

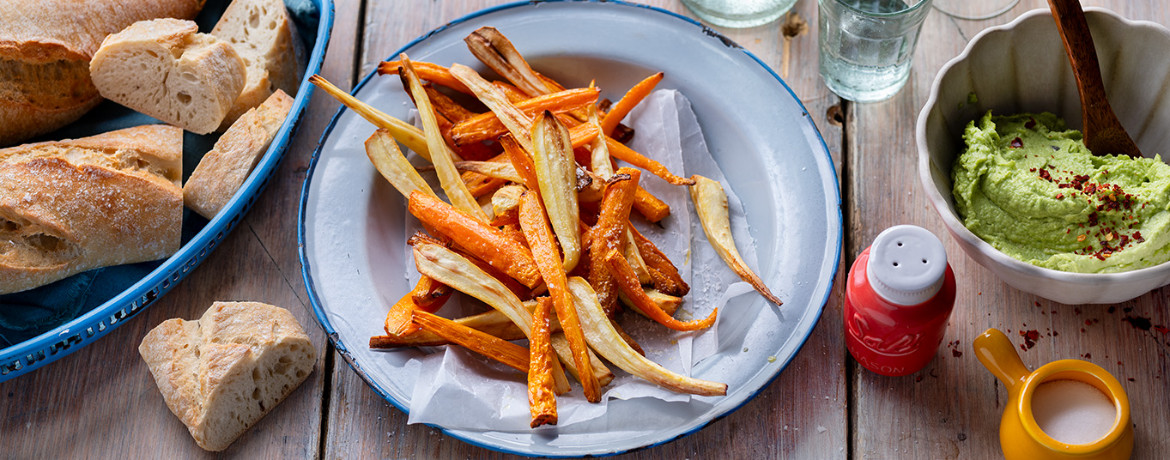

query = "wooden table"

[{"left": 3, "top": 0, "right": 1168, "bottom": 458}]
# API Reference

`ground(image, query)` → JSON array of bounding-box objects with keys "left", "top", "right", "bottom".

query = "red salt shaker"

[{"left": 844, "top": 225, "right": 956, "bottom": 376}]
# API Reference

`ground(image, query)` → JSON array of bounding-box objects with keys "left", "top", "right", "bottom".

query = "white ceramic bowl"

[{"left": 917, "top": 8, "right": 1170, "bottom": 304}]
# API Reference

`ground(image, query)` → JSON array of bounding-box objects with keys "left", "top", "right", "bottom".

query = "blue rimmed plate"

[{"left": 300, "top": 1, "right": 840, "bottom": 456}]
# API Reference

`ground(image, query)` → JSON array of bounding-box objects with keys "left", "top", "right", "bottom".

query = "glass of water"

[
  {"left": 818, "top": 0, "right": 933, "bottom": 102},
  {"left": 682, "top": 0, "right": 798, "bottom": 28}
]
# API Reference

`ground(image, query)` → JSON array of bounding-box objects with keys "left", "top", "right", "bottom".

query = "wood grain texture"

[
  {"left": 849, "top": 1, "right": 1169, "bottom": 458},
  {"left": 322, "top": 0, "right": 848, "bottom": 459}
]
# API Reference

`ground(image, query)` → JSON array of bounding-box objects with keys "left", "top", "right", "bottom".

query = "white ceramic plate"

[{"left": 300, "top": 1, "right": 840, "bottom": 456}]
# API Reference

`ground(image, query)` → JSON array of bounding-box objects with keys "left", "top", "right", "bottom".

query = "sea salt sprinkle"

[{"left": 1031, "top": 379, "right": 1117, "bottom": 445}]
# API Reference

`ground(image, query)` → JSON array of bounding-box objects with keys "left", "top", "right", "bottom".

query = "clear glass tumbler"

[
  {"left": 682, "top": 0, "right": 798, "bottom": 28},
  {"left": 818, "top": 0, "right": 933, "bottom": 102}
]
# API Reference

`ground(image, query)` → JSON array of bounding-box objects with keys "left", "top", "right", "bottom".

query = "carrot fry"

[
  {"left": 373, "top": 308, "right": 530, "bottom": 348},
  {"left": 449, "top": 88, "right": 600, "bottom": 146},
  {"left": 309, "top": 74, "right": 431, "bottom": 159},
  {"left": 502, "top": 135, "right": 540, "bottom": 191},
  {"left": 531, "top": 112, "right": 582, "bottom": 272},
  {"left": 632, "top": 186, "right": 671, "bottom": 222},
  {"left": 605, "top": 249, "right": 716, "bottom": 331},
  {"left": 588, "top": 169, "right": 639, "bottom": 316},
  {"left": 629, "top": 226, "right": 690, "bottom": 296},
  {"left": 411, "top": 241, "right": 573, "bottom": 393},
  {"left": 385, "top": 275, "right": 453, "bottom": 336},
  {"left": 411, "top": 310, "right": 530, "bottom": 373},
  {"left": 600, "top": 72, "right": 663, "bottom": 135},
  {"left": 689, "top": 175, "right": 782, "bottom": 306},
  {"left": 518, "top": 191, "right": 601, "bottom": 402},
  {"left": 605, "top": 136, "right": 694, "bottom": 186},
  {"left": 409, "top": 191, "right": 542, "bottom": 288},
  {"left": 400, "top": 55, "right": 488, "bottom": 221},
  {"left": 378, "top": 60, "right": 470, "bottom": 93},
  {"left": 363, "top": 129, "right": 437, "bottom": 200},
  {"left": 568, "top": 278, "right": 726, "bottom": 396},
  {"left": 528, "top": 297, "right": 559, "bottom": 427}
]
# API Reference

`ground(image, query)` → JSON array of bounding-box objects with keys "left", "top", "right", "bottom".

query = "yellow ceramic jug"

[{"left": 973, "top": 328, "right": 1133, "bottom": 460}]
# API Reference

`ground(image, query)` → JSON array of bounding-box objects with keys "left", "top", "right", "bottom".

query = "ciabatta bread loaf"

[
  {"left": 184, "top": 89, "right": 292, "bottom": 219},
  {"left": 0, "top": 124, "right": 183, "bottom": 294},
  {"left": 0, "top": 0, "right": 206, "bottom": 146},
  {"left": 89, "top": 18, "right": 247, "bottom": 134},
  {"left": 139, "top": 301, "right": 317, "bottom": 452},
  {"left": 211, "top": 0, "right": 305, "bottom": 130}
]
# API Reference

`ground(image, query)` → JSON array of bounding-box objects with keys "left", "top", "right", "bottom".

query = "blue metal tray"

[{"left": 0, "top": 0, "right": 335, "bottom": 381}]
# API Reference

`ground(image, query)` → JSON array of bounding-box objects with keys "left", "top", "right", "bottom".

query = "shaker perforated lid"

[{"left": 865, "top": 225, "right": 947, "bottom": 306}]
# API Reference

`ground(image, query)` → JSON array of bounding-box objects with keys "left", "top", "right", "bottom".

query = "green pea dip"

[{"left": 952, "top": 111, "right": 1170, "bottom": 273}]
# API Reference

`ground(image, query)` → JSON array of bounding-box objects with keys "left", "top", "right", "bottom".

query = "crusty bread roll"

[
  {"left": 184, "top": 89, "right": 292, "bottom": 219},
  {"left": 139, "top": 301, "right": 317, "bottom": 452},
  {"left": 0, "top": 0, "right": 206, "bottom": 146},
  {"left": 0, "top": 124, "right": 183, "bottom": 294},
  {"left": 211, "top": 0, "right": 305, "bottom": 130},
  {"left": 89, "top": 18, "right": 247, "bottom": 134}
]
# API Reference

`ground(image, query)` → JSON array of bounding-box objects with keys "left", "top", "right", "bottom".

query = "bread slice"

[
  {"left": 0, "top": 0, "right": 206, "bottom": 146},
  {"left": 139, "top": 301, "right": 317, "bottom": 452},
  {"left": 0, "top": 125, "right": 183, "bottom": 294},
  {"left": 211, "top": 0, "right": 306, "bottom": 130},
  {"left": 183, "top": 89, "right": 292, "bottom": 219},
  {"left": 89, "top": 18, "right": 247, "bottom": 134}
]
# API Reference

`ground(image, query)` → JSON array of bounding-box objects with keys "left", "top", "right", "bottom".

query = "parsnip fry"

[
  {"left": 309, "top": 74, "right": 430, "bottom": 159},
  {"left": 518, "top": 192, "right": 601, "bottom": 402},
  {"left": 606, "top": 249, "right": 717, "bottom": 331},
  {"left": 606, "top": 136, "right": 694, "bottom": 186},
  {"left": 600, "top": 72, "right": 663, "bottom": 136},
  {"left": 450, "top": 88, "right": 600, "bottom": 146},
  {"left": 377, "top": 60, "right": 470, "bottom": 93},
  {"left": 528, "top": 297, "right": 558, "bottom": 427},
  {"left": 531, "top": 111, "right": 582, "bottom": 272},
  {"left": 689, "top": 175, "right": 782, "bottom": 306},
  {"left": 491, "top": 184, "right": 525, "bottom": 219},
  {"left": 449, "top": 63, "right": 535, "bottom": 152},
  {"left": 411, "top": 310, "right": 529, "bottom": 373},
  {"left": 400, "top": 55, "right": 488, "bottom": 221},
  {"left": 465, "top": 26, "right": 553, "bottom": 97},
  {"left": 454, "top": 160, "right": 523, "bottom": 183},
  {"left": 412, "top": 241, "right": 571, "bottom": 393},
  {"left": 569, "top": 278, "right": 726, "bottom": 396},
  {"left": 364, "top": 129, "right": 437, "bottom": 199},
  {"left": 619, "top": 288, "right": 683, "bottom": 318},
  {"left": 409, "top": 191, "right": 542, "bottom": 289},
  {"left": 587, "top": 105, "right": 615, "bottom": 179}
]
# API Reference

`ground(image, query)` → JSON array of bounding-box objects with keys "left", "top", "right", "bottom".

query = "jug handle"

[{"left": 973, "top": 328, "right": 1029, "bottom": 389}]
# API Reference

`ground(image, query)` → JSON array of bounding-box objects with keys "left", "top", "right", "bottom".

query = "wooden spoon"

[{"left": 1047, "top": 0, "right": 1143, "bottom": 158}]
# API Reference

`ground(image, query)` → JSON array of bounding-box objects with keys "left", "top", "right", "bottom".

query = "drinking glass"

[
  {"left": 818, "top": 0, "right": 933, "bottom": 102},
  {"left": 682, "top": 0, "right": 798, "bottom": 28}
]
